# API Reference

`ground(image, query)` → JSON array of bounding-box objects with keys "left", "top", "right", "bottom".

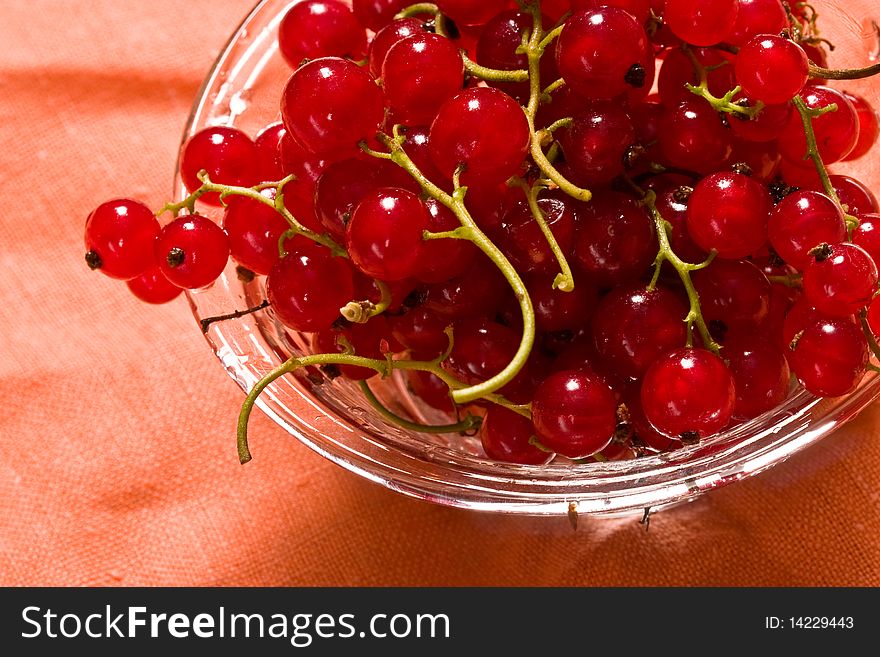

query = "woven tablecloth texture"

[{"left": 0, "top": 0, "right": 878, "bottom": 586}]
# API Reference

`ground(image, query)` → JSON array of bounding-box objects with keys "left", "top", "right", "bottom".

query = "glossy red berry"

[
  {"left": 685, "top": 171, "right": 771, "bottom": 259},
  {"left": 664, "top": 0, "right": 739, "bottom": 47},
  {"left": 641, "top": 347, "right": 736, "bottom": 439},
  {"left": 480, "top": 407, "right": 550, "bottom": 465},
  {"left": 788, "top": 316, "right": 869, "bottom": 397},
  {"left": 267, "top": 242, "right": 355, "bottom": 332},
  {"left": 531, "top": 369, "right": 617, "bottom": 458},
  {"left": 591, "top": 284, "right": 688, "bottom": 380},
  {"left": 558, "top": 100, "right": 636, "bottom": 184},
  {"left": 346, "top": 187, "right": 430, "bottom": 281},
  {"left": 367, "top": 17, "right": 426, "bottom": 79},
  {"left": 778, "top": 86, "right": 860, "bottom": 166},
  {"left": 352, "top": 0, "right": 409, "bottom": 32},
  {"left": 179, "top": 127, "right": 259, "bottom": 206},
  {"left": 803, "top": 242, "right": 879, "bottom": 318},
  {"left": 222, "top": 191, "right": 289, "bottom": 276},
  {"left": 723, "top": 336, "right": 791, "bottom": 420},
  {"left": 416, "top": 198, "right": 478, "bottom": 284},
  {"left": 841, "top": 90, "right": 880, "bottom": 161},
  {"left": 573, "top": 191, "right": 655, "bottom": 286},
  {"left": 429, "top": 87, "right": 530, "bottom": 185},
  {"left": 435, "top": 0, "right": 509, "bottom": 26},
  {"left": 281, "top": 57, "right": 384, "bottom": 160},
  {"left": 154, "top": 214, "right": 230, "bottom": 290},
  {"left": 853, "top": 214, "right": 880, "bottom": 265},
  {"left": 735, "top": 35, "right": 809, "bottom": 105},
  {"left": 494, "top": 195, "right": 577, "bottom": 275},
  {"left": 391, "top": 306, "right": 450, "bottom": 357},
  {"left": 126, "top": 265, "right": 182, "bottom": 305},
  {"left": 84, "top": 198, "right": 161, "bottom": 280},
  {"left": 555, "top": 7, "right": 652, "bottom": 100},
  {"left": 278, "top": 0, "right": 367, "bottom": 68},
  {"left": 692, "top": 258, "right": 771, "bottom": 330},
  {"left": 767, "top": 190, "right": 847, "bottom": 271},
  {"left": 528, "top": 274, "right": 599, "bottom": 333},
  {"left": 381, "top": 32, "right": 465, "bottom": 124},
  {"left": 658, "top": 100, "right": 732, "bottom": 174},
  {"left": 724, "top": 0, "right": 788, "bottom": 46}
]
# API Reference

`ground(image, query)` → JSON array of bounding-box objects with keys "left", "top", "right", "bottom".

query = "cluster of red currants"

[{"left": 84, "top": 0, "right": 880, "bottom": 466}]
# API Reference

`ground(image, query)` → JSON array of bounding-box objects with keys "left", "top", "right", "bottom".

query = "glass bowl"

[{"left": 174, "top": 0, "right": 880, "bottom": 516}]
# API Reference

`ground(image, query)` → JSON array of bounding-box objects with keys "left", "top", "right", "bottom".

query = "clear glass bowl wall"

[{"left": 175, "top": 0, "right": 880, "bottom": 516}]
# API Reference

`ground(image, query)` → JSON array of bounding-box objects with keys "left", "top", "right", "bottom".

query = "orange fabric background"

[{"left": 0, "top": 0, "right": 878, "bottom": 587}]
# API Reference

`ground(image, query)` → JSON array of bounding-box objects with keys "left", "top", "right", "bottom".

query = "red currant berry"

[
  {"left": 381, "top": 32, "right": 464, "bottom": 124},
  {"left": 729, "top": 101, "right": 792, "bottom": 143},
  {"left": 558, "top": 100, "right": 636, "bottom": 185},
  {"left": 641, "top": 347, "right": 736, "bottom": 439},
  {"left": 767, "top": 190, "right": 847, "bottom": 271},
  {"left": 528, "top": 274, "right": 599, "bottom": 333},
  {"left": 423, "top": 257, "right": 511, "bottom": 318},
  {"left": 253, "top": 122, "right": 289, "bottom": 182},
  {"left": 663, "top": 0, "right": 739, "bottom": 46},
  {"left": 735, "top": 35, "right": 809, "bottom": 105},
  {"left": 692, "top": 258, "right": 771, "bottom": 330},
  {"left": 853, "top": 214, "right": 880, "bottom": 265},
  {"left": 84, "top": 198, "right": 161, "bottom": 280},
  {"left": 179, "top": 127, "right": 259, "bottom": 206},
  {"left": 281, "top": 57, "right": 384, "bottom": 160},
  {"left": 416, "top": 198, "right": 478, "bottom": 284},
  {"left": 531, "top": 369, "right": 617, "bottom": 459},
  {"left": 222, "top": 191, "right": 289, "bottom": 276},
  {"left": 723, "top": 0, "right": 788, "bottom": 46},
  {"left": 788, "top": 316, "right": 869, "bottom": 397},
  {"left": 476, "top": 10, "right": 558, "bottom": 103},
  {"left": 591, "top": 283, "right": 688, "bottom": 380},
  {"left": 494, "top": 195, "right": 577, "bottom": 275},
  {"left": 278, "top": 0, "right": 367, "bottom": 68},
  {"left": 555, "top": 7, "right": 652, "bottom": 100},
  {"left": 428, "top": 87, "right": 530, "bottom": 185},
  {"left": 480, "top": 406, "right": 550, "bottom": 465},
  {"left": 573, "top": 191, "right": 656, "bottom": 286},
  {"left": 352, "top": 0, "right": 409, "bottom": 32},
  {"left": 125, "top": 265, "right": 182, "bottom": 305},
  {"left": 391, "top": 306, "right": 450, "bottom": 356},
  {"left": 658, "top": 47, "right": 735, "bottom": 106},
  {"left": 346, "top": 187, "right": 430, "bottom": 281},
  {"left": 367, "top": 17, "right": 426, "bottom": 79},
  {"left": 267, "top": 242, "right": 355, "bottom": 332},
  {"left": 778, "top": 86, "right": 860, "bottom": 166},
  {"left": 723, "top": 335, "right": 791, "bottom": 420},
  {"left": 841, "top": 90, "right": 879, "bottom": 161},
  {"left": 824, "top": 174, "right": 879, "bottom": 217},
  {"left": 154, "top": 214, "right": 230, "bottom": 289},
  {"left": 405, "top": 368, "right": 454, "bottom": 412},
  {"left": 435, "top": 0, "right": 509, "bottom": 26},
  {"left": 803, "top": 242, "right": 879, "bottom": 318},
  {"left": 686, "top": 171, "right": 771, "bottom": 259},
  {"left": 658, "top": 99, "right": 733, "bottom": 174}
]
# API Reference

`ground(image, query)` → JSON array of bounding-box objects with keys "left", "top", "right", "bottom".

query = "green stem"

[
  {"left": 158, "top": 172, "right": 346, "bottom": 257},
  {"left": 522, "top": 5, "right": 592, "bottom": 202},
  {"left": 358, "top": 380, "right": 482, "bottom": 434},
  {"left": 639, "top": 186, "right": 720, "bottom": 354},
  {"left": 365, "top": 132, "right": 537, "bottom": 405},
  {"left": 517, "top": 179, "right": 575, "bottom": 292},
  {"left": 462, "top": 53, "right": 528, "bottom": 82},
  {"left": 791, "top": 96, "right": 859, "bottom": 233},
  {"left": 682, "top": 47, "right": 764, "bottom": 119},
  {"left": 237, "top": 350, "right": 530, "bottom": 463},
  {"left": 808, "top": 62, "right": 880, "bottom": 80}
]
